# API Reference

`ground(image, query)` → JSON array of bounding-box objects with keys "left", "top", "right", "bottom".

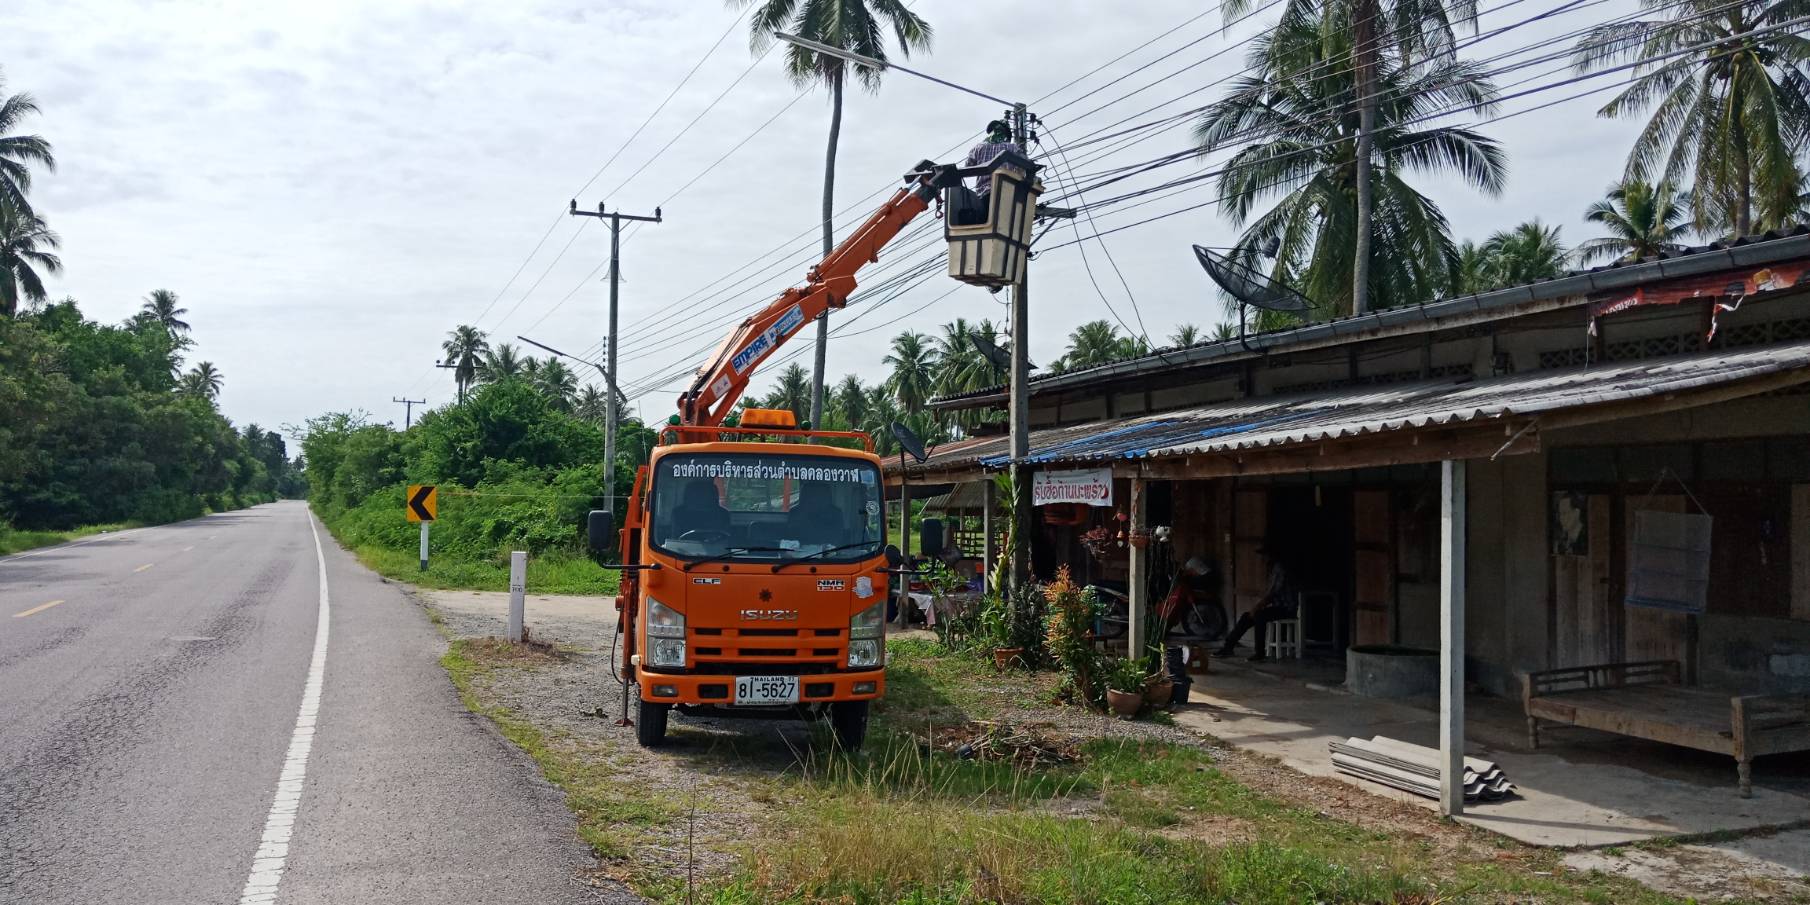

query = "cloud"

[{"left": 4, "top": 0, "right": 1654, "bottom": 431}]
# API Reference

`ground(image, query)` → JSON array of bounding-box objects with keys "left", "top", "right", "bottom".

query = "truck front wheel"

[
  {"left": 828, "top": 700, "right": 869, "bottom": 751},
  {"left": 636, "top": 699, "right": 669, "bottom": 748}
]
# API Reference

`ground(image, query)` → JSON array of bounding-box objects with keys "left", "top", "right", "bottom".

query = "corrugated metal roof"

[
  {"left": 918, "top": 481, "right": 989, "bottom": 511},
  {"left": 931, "top": 225, "right": 1810, "bottom": 410},
  {"left": 898, "top": 339, "right": 1810, "bottom": 474}
]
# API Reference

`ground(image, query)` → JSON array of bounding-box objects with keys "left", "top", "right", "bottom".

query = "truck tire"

[
  {"left": 829, "top": 700, "right": 869, "bottom": 751},
  {"left": 636, "top": 699, "right": 669, "bottom": 748}
]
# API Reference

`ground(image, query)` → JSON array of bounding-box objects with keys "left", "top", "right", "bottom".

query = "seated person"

[
  {"left": 951, "top": 121, "right": 1022, "bottom": 227},
  {"left": 669, "top": 481, "right": 730, "bottom": 541},
  {"left": 786, "top": 483, "right": 843, "bottom": 548},
  {"left": 1216, "top": 550, "right": 1297, "bottom": 662}
]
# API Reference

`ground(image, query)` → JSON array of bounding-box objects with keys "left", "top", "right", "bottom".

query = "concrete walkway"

[{"left": 1174, "top": 663, "right": 1810, "bottom": 848}]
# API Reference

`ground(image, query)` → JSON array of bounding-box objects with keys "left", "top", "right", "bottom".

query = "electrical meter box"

[{"left": 944, "top": 149, "right": 1042, "bottom": 288}]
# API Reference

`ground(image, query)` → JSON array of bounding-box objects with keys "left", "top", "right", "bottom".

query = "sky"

[{"left": 5, "top": 0, "right": 1646, "bottom": 434}]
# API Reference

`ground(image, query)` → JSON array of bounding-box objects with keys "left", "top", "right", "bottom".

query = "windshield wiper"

[
  {"left": 770, "top": 542, "right": 879, "bottom": 573},
  {"left": 683, "top": 545, "right": 789, "bottom": 572}
]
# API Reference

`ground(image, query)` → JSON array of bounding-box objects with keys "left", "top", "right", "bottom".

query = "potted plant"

[
  {"left": 1143, "top": 664, "right": 1175, "bottom": 709},
  {"left": 1104, "top": 656, "right": 1147, "bottom": 718},
  {"left": 980, "top": 594, "right": 1021, "bottom": 670}
]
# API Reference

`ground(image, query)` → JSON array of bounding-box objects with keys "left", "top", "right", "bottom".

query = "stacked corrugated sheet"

[{"left": 1329, "top": 736, "right": 1515, "bottom": 802}]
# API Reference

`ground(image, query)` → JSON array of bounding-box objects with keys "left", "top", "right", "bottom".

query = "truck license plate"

[{"left": 734, "top": 675, "right": 799, "bottom": 705}]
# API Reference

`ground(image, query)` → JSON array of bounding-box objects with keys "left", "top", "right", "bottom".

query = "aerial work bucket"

[{"left": 944, "top": 149, "right": 1042, "bottom": 288}]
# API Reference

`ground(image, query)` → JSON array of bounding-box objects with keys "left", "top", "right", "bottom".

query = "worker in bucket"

[
  {"left": 963, "top": 119, "right": 1022, "bottom": 196},
  {"left": 1216, "top": 545, "right": 1298, "bottom": 662}
]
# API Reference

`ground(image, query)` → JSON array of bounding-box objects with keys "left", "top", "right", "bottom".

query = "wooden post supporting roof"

[
  {"left": 1128, "top": 477, "right": 1149, "bottom": 661},
  {"left": 1440, "top": 458, "right": 1467, "bottom": 817}
]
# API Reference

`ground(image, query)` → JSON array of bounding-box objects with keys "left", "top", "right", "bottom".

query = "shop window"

[{"left": 1550, "top": 447, "right": 1616, "bottom": 483}]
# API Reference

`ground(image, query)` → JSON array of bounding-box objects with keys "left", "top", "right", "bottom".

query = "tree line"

[{"left": 0, "top": 67, "right": 300, "bottom": 530}]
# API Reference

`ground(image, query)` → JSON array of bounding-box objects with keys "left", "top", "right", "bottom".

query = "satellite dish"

[
  {"left": 1193, "top": 245, "right": 1312, "bottom": 313},
  {"left": 969, "top": 334, "right": 1035, "bottom": 372},
  {"left": 889, "top": 421, "right": 929, "bottom": 464}
]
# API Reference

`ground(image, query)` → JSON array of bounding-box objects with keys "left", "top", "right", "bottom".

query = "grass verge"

[
  {"left": 330, "top": 535, "right": 619, "bottom": 595},
  {"left": 440, "top": 638, "right": 674, "bottom": 864},
  {"left": 0, "top": 521, "right": 141, "bottom": 556},
  {"left": 439, "top": 633, "right": 1718, "bottom": 905}
]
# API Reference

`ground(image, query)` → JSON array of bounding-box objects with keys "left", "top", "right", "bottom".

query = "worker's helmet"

[{"left": 985, "top": 119, "right": 1010, "bottom": 141}]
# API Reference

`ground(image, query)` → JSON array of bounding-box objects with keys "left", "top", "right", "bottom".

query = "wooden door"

[
  {"left": 1232, "top": 488, "right": 1268, "bottom": 622},
  {"left": 1624, "top": 494, "right": 1692, "bottom": 679},
  {"left": 1553, "top": 493, "right": 1618, "bottom": 666},
  {"left": 1353, "top": 490, "right": 1393, "bottom": 646}
]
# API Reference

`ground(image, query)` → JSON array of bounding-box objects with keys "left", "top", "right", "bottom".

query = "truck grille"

[{"left": 689, "top": 626, "right": 846, "bottom": 668}]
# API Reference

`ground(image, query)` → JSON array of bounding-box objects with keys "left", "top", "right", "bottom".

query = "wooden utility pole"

[{"left": 569, "top": 200, "right": 661, "bottom": 517}]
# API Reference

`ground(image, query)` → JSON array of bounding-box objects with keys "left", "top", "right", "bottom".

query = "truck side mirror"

[
  {"left": 587, "top": 510, "right": 613, "bottom": 556},
  {"left": 884, "top": 544, "right": 904, "bottom": 569}
]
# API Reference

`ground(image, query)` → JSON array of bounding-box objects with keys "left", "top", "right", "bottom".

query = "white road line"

[
  {"left": 0, "top": 527, "right": 145, "bottom": 565},
  {"left": 236, "top": 512, "right": 331, "bottom": 905}
]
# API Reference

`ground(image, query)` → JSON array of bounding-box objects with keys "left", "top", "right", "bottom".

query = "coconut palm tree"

[
  {"left": 576, "top": 384, "right": 609, "bottom": 423},
  {"left": 1577, "top": 180, "right": 1693, "bottom": 265},
  {"left": 1169, "top": 323, "right": 1202, "bottom": 347},
  {"left": 183, "top": 361, "right": 223, "bottom": 400},
  {"left": 1226, "top": 0, "right": 1478, "bottom": 316},
  {"left": 933, "top": 319, "right": 1006, "bottom": 396},
  {"left": 535, "top": 358, "right": 579, "bottom": 411},
  {"left": 479, "top": 342, "right": 525, "bottom": 383},
  {"left": 830, "top": 374, "right": 870, "bottom": 431},
  {"left": 1481, "top": 220, "right": 1570, "bottom": 287},
  {"left": 441, "top": 325, "right": 489, "bottom": 401},
  {"left": 730, "top": 0, "right": 933, "bottom": 427},
  {"left": 761, "top": 362, "right": 813, "bottom": 423},
  {"left": 1054, "top": 319, "right": 1143, "bottom": 373},
  {"left": 0, "top": 197, "right": 59, "bottom": 317},
  {"left": 882, "top": 330, "right": 937, "bottom": 414},
  {"left": 1573, "top": 0, "right": 1810, "bottom": 237},
  {"left": 0, "top": 72, "right": 55, "bottom": 218},
  {"left": 1212, "top": 322, "right": 1239, "bottom": 342},
  {"left": 138, "top": 289, "right": 190, "bottom": 334},
  {"left": 1448, "top": 239, "right": 1492, "bottom": 295},
  {"left": 1197, "top": 15, "right": 1506, "bottom": 319}
]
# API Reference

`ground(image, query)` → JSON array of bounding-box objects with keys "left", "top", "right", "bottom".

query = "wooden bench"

[{"left": 1520, "top": 660, "right": 1810, "bottom": 797}]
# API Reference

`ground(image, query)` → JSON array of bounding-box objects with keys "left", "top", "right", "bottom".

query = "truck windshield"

[{"left": 649, "top": 452, "right": 884, "bottom": 563}]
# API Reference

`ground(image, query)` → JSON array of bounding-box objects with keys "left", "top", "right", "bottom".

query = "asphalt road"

[{"left": 0, "top": 500, "right": 636, "bottom": 904}]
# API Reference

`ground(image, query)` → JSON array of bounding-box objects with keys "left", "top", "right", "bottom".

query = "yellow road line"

[
  {"left": 13, "top": 599, "right": 66, "bottom": 618},
  {"left": 135, "top": 563, "right": 155, "bottom": 573}
]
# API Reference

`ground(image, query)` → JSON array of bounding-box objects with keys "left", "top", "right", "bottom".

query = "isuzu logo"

[{"left": 741, "top": 609, "right": 799, "bottom": 621}]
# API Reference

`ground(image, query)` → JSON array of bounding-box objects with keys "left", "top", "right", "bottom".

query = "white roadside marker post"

[
  {"left": 418, "top": 522, "right": 430, "bottom": 572},
  {"left": 508, "top": 551, "right": 527, "bottom": 643}
]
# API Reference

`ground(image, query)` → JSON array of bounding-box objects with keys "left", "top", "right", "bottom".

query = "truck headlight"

[
  {"left": 850, "top": 601, "right": 885, "bottom": 640},
  {"left": 848, "top": 639, "right": 881, "bottom": 668},
  {"left": 649, "top": 637, "right": 687, "bottom": 668},
  {"left": 646, "top": 597, "right": 684, "bottom": 638}
]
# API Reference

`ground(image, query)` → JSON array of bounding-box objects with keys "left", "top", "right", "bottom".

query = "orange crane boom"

[{"left": 678, "top": 160, "right": 943, "bottom": 426}]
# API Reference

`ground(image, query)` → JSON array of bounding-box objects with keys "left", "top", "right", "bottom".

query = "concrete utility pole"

[
  {"left": 392, "top": 396, "right": 425, "bottom": 429},
  {"left": 1006, "top": 105, "right": 1078, "bottom": 587},
  {"left": 1439, "top": 458, "right": 1468, "bottom": 816},
  {"left": 569, "top": 200, "right": 661, "bottom": 517}
]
